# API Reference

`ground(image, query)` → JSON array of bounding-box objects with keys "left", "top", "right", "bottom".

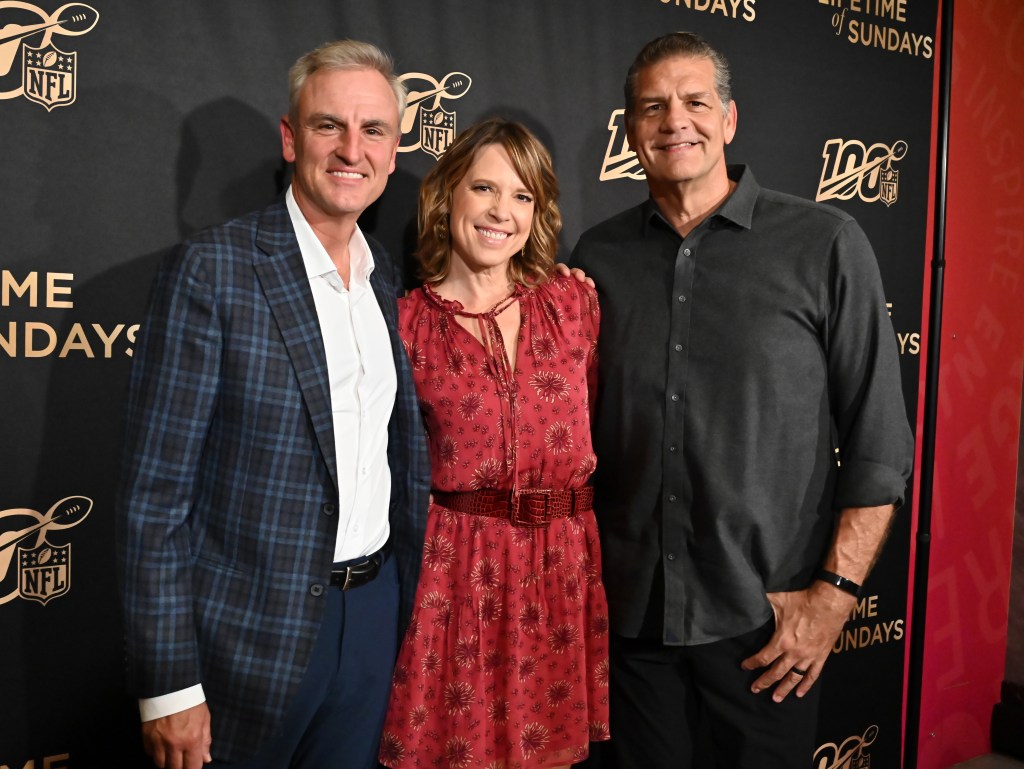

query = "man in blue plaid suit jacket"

[{"left": 116, "top": 41, "right": 429, "bottom": 769}]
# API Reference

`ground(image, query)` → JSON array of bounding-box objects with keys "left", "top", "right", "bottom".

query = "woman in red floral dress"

[{"left": 379, "top": 119, "right": 610, "bottom": 769}]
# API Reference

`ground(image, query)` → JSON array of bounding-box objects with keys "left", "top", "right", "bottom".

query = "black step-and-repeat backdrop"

[{"left": 0, "top": 2, "right": 936, "bottom": 766}]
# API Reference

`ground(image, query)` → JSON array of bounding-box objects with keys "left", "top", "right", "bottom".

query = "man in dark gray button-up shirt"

[{"left": 569, "top": 31, "right": 913, "bottom": 769}]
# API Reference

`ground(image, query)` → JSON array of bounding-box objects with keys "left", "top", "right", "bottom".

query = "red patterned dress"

[{"left": 380, "top": 273, "right": 610, "bottom": 769}]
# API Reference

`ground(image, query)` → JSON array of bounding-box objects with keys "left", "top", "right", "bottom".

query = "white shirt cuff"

[{"left": 139, "top": 684, "right": 206, "bottom": 722}]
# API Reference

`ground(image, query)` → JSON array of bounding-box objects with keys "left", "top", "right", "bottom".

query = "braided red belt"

[{"left": 431, "top": 487, "right": 594, "bottom": 528}]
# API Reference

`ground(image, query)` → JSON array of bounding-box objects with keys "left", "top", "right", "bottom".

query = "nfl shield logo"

[
  {"left": 23, "top": 43, "right": 77, "bottom": 111},
  {"left": 18, "top": 541, "right": 71, "bottom": 605},
  {"left": 879, "top": 166, "right": 899, "bottom": 207},
  {"left": 420, "top": 106, "right": 456, "bottom": 159}
]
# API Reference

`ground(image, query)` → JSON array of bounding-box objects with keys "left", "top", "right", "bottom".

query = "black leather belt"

[{"left": 329, "top": 545, "right": 389, "bottom": 590}]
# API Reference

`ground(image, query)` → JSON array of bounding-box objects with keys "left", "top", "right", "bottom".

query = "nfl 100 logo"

[
  {"left": 1, "top": 496, "right": 92, "bottom": 606},
  {"left": 817, "top": 139, "right": 907, "bottom": 207},
  {"left": 0, "top": 2, "right": 98, "bottom": 109},
  {"left": 397, "top": 70, "right": 473, "bottom": 160}
]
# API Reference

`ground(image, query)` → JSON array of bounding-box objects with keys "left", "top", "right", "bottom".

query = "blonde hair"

[
  {"left": 288, "top": 39, "right": 407, "bottom": 120},
  {"left": 417, "top": 118, "right": 562, "bottom": 285}
]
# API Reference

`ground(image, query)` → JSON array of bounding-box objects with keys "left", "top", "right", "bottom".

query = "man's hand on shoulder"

[
  {"left": 554, "top": 262, "right": 595, "bottom": 288},
  {"left": 142, "top": 702, "right": 213, "bottom": 769},
  {"left": 740, "top": 583, "right": 857, "bottom": 702}
]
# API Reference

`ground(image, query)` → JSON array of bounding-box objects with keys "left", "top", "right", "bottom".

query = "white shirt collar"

[{"left": 285, "top": 186, "right": 375, "bottom": 286}]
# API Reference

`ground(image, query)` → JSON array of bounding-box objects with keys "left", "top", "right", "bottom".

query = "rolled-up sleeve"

[{"left": 826, "top": 220, "right": 914, "bottom": 510}]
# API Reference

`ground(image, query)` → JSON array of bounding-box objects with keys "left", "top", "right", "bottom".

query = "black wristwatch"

[{"left": 816, "top": 569, "right": 862, "bottom": 598}]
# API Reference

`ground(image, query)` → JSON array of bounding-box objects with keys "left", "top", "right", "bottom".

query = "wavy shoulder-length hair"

[{"left": 417, "top": 118, "right": 562, "bottom": 285}]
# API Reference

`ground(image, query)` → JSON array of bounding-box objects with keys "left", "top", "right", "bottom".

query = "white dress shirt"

[
  {"left": 139, "top": 188, "right": 397, "bottom": 721},
  {"left": 286, "top": 187, "right": 396, "bottom": 562}
]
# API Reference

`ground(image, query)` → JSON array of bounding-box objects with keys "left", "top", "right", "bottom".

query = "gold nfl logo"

[
  {"left": 23, "top": 42, "right": 76, "bottom": 111},
  {"left": 420, "top": 106, "right": 456, "bottom": 160},
  {"left": 18, "top": 540, "right": 70, "bottom": 605},
  {"left": 879, "top": 165, "right": 899, "bottom": 207}
]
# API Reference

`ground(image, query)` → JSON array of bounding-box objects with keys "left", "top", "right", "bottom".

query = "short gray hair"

[
  {"left": 288, "top": 39, "right": 407, "bottom": 120},
  {"left": 624, "top": 32, "right": 732, "bottom": 117}
]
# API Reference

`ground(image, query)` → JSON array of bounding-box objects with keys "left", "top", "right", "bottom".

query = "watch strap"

[{"left": 816, "top": 569, "right": 862, "bottom": 598}]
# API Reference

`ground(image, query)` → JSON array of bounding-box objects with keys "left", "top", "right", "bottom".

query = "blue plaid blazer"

[{"left": 116, "top": 199, "right": 429, "bottom": 762}]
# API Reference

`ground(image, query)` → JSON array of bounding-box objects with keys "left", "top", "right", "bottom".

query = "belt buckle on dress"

[{"left": 510, "top": 489, "right": 550, "bottom": 528}]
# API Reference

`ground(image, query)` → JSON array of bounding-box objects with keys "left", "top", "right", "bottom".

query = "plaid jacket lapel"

[
  {"left": 366, "top": 238, "right": 430, "bottom": 626},
  {"left": 367, "top": 245, "right": 400, "bottom": 360},
  {"left": 251, "top": 202, "right": 338, "bottom": 491}
]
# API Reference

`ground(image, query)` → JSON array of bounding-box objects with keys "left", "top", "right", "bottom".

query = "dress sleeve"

[
  {"left": 826, "top": 220, "right": 914, "bottom": 510},
  {"left": 584, "top": 285, "right": 600, "bottom": 423},
  {"left": 565, "top": 276, "right": 601, "bottom": 424}
]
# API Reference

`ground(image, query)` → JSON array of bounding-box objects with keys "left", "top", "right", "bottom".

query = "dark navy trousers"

[{"left": 211, "top": 552, "right": 399, "bottom": 769}]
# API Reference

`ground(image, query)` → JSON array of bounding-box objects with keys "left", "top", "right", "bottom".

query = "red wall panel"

[{"left": 912, "top": 0, "right": 1024, "bottom": 764}]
